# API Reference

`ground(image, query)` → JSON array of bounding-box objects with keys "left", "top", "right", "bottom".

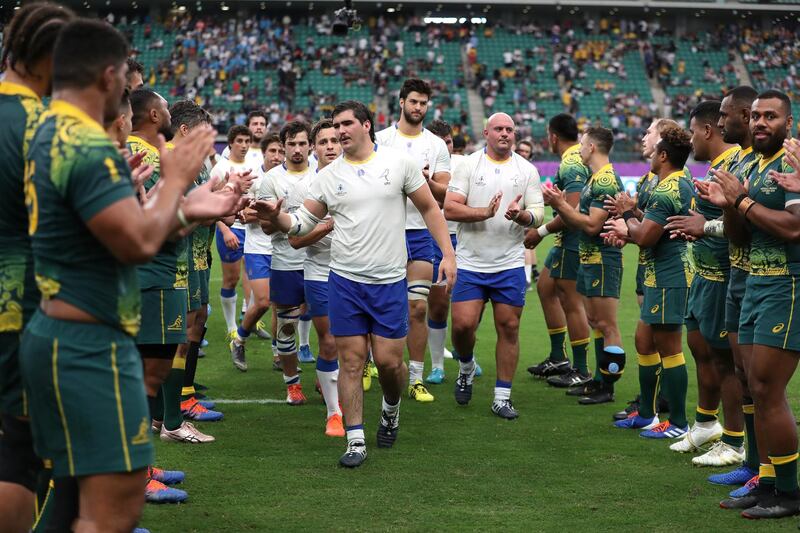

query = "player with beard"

[
  {"left": 233, "top": 121, "right": 314, "bottom": 404},
  {"left": 376, "top": 78, "right": 451, "bottom": 403},
  {"left": 696, "top": 90, "right": 800, "bottom": 519},
  {"left": 287, "top": 118, "right": 344, "bottom": 436}
]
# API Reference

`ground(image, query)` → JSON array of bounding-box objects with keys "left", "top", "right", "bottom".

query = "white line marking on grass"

[{"left": 212, "top": 398, "right": 286, "bottom": 405}]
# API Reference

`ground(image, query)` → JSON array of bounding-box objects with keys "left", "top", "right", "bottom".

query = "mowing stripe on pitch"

[{"left": 212, "top": 398, "right": 287, "bottom": 404}]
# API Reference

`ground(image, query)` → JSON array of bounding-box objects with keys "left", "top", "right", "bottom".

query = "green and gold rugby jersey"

[
  {"left": 642, "top": 170, "right": 696, "bottom": 288},
  {"left": 127, "top": 136, "right": 188, "bottom": 290},
  {"left": 727, "top": 146, "right": 758, "bottom": 271},
  {"left": 746, "top": 149, "right": 800, "bottom": 276},
  {"left": 578, "top": 163, "right": 623, "bottom": 266},
  {"left": 553, "top": 144, "right": 591, "bottom": 251},
  {"left": 188, "top": 165, "right": 211, "bottom": 273},
  {"left": 636, "top": 172, "right": 659, "bottom": 268},
  {"left": 690, "top": 146, "right": 740, "bottom": 281},
  {"left": 27, "top": 100, "right": 140, "bottom": 336},
  {"left": 0, "top": 82, "right": 43, "bottom": 332}
]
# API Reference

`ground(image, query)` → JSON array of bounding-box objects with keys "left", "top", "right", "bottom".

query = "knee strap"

[
  {"left": 276, "top": 305, "right": 302, "bottom": 356},
  {"left": 408, "top": 279, "right": 432, "bottom": 302},
  {"left": 599, "top": 345, "right": 625, "bottom": 384}
]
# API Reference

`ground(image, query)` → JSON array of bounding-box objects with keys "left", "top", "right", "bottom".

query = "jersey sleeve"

[
  {"left": 402, "top": 155, "right": 426, "bottom": 195},
  {"left": 431, "top": 139, "right": 451, "bottom": 176},
  {"left": 590, "top": 172, "right": 620, "bottom": 209},
  {"left": 447, "top": 156, "right": 471, "bottom": 198},
  {"left": 523, "top": 164, "right": 544, "bottom": 210},
  {"left": 258, "top": 172, "right": 277, "bottom": 201},
  {"left": 643, "top": 187, "right": 676, "bottom": 226},
  {"left": 69, "top": 148, "right": 135, "bottom": 223},
  {"left": 561, "top": 163, "right": 588, "bottom": 194}
]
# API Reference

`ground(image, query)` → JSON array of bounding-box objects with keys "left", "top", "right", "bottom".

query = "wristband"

[
  {"left": 737, "top": 197, "right": 755, "bottom": 216},
  {"left": 733, "top": 193, "right": 748, "bottom": 209},
  {"left": 176, "top": 207, "right": 190, "bottom": 228},
  {"left": 622, "top": 210, "right": 636, "bottom": 222},
  {"left": 537, "top": 225, "right": 550, "bottom": 237},
  {"left": 742, "top": 198, "right": 756, "bottom": 218}
]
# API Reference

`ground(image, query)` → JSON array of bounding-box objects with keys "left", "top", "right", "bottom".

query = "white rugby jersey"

[
  {"left": 288, "top": 167, "right": 331, "bottom": 281},
  {"left": 258, "top": 164, "right": 313, "bottom": 271},
  {"left": 448, "top": 149, "right": 544, "bottom": 273},
  {"left": 375, "top": 126, "right": 450, "bottom": 231},
  {"left": 308, "top": 144, "right": 426, "bottom": 284},
  {"left": 221, "top": 146, "right": 264, "bottom": 171},
  {"left": 243, "top": 167, "right": 273, "bottom": 255},
  {"left": 210, "top": 157, "right": 255, "bottom": 231}
]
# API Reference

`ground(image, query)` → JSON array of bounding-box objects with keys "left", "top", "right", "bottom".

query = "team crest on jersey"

[
  {"left": 380, "top": 169, "right": 391, "bottom": 185},
  {"left": 512, "top": 175, "right": 520, "bottom": 187},
  {"left": 476, "top": 175, "right": 486, "bottom": 186},
  {"left": 335, "top": 183, "right": 347, "bottom": 196}
]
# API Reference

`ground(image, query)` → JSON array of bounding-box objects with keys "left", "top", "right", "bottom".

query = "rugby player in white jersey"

[
  {"left": 376, "top": 78, "right": 451, "bottom": 403},
  {"left": 244, "top": 121, "right": 315, "bottom": 405},
  {"left": 255, "top": 100, "right": 455, "bottom": 467},
  {"left": 444, "top": 112, "right": 545, "bottom": 419},
  {"left": 221, "top": 109, "right": 267, "bottom": 169},
  {"left": 229, "top": 133, "right": 284, "bottom": 373},
  {"left": 286, "top": 118, "right": 344, "bottom": 437},
  {"left": 212, "top": 125, "right": 256, "bottom": 338}
]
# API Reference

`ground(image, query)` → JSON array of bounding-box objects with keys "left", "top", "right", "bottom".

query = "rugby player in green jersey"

[
  {"left": 542, "top": 127, "right": 625, "bottom": 405},
  {"left": 21, "top": 19, "right": 242, "bottom": 531},
  {"left": 0, "top": 5, "right": 73, "bottom": 531},
  {"left": 666, "top": 86, "right": 764, "bottom": 489},
  {"left": 605, "top": 126, "right": 695, "bottom": 438},
  {"left": 697, "top": 90, "right": 799, "bottom": 519},
  {"left": 525, "top": 114, "right": 592, "bottom": 389},
  {"left": 666, "top": 101, "right": 745, "bottom": 463}
]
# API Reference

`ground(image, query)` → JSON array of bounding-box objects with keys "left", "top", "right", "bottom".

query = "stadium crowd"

[{"left": 3, "top": 3, "right": 800, "bottom": 533}]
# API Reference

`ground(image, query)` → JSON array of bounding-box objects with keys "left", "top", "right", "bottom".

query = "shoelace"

[
  {"left": 650, "top": 421, "right": 671, "bottom": 433},
  {"left": 347, "top": 441, "right": 366, "bottom": 455}
]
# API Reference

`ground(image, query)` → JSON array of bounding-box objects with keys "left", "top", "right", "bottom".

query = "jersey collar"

[
  {"left": 344, "top": 143, "right": 379, "bottom": 165},
  {"left": 758, "top": 147, "right": 785, "bottom": 173},
  {"left": 282, "top": 162, "right": 310, "bottom": 175},
  {"left": 710, "top": 146, "right": 740, "bottom": 168},
  {"left": 395, "top": 123, "right": 423, "bottom": 139},
  {"left": 484, "top": 147, "right": 511, "bottom": 164},
  {"left": 0, "top": 80, "right": 39, "bottom": 101},
  {"left": 664, "top": 170, "right": 684, "bottom": 182},
  {"left": 126, "top": 134, "right": 160, "bottom": 154},
  {"left": 738, "top": 146, "right": 753, "bottom": 160},
  {"left": 51, "top": 100, "right": 104, "bottom": 133},
  {"left": 592, "top": 162, "right": 613, "bottom": 178},
  {"left": 561, "top": 143, "right": 580, "bottom": 161}
]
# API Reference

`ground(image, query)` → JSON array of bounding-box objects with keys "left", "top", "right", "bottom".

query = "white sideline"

[{"left": 212, "top": 398, "right": 286, "bottom": 405}]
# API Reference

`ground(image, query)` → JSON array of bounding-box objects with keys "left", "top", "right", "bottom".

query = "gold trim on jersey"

[
  {"left": 561, "top": 143, "right": 581, "bottom": 161},
  {"left": 0, "top": 80, "right": 40, "bottom": 100},
  {"left": 126, "top": 134, "right": 160, "bottom": 155},
  {"left": 738, "top": 146, "right": 753, "bottom": 161},
  {"left": 711, "top": 146, "right": 740, "bottom": 168},
  {"left": 396, "top": 128, "right": 423, "bottom": 139},
  {"left": 758, "top": 148, "right": 785, "bottom": 173},
  {"left": 344, "top": 151, "right": 377, "bottom": 165},
  {"left": 50, "top": 100, "right": 104, "bottom": 133},
  {"left": 485, "top": 153, "right": 512, "bottom": 165}
]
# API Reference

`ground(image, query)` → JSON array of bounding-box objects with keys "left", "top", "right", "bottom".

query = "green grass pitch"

[{"left": 142, "top": 238, "right": 798, "bottom": 532}]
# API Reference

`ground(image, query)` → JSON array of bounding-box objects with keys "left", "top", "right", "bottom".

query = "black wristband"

[
  {"left": 622, "top": 210, "right": 636, "bottom": 222},
  {"left": 733, "top": 193, "right": 748, "bottom": 209}
]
